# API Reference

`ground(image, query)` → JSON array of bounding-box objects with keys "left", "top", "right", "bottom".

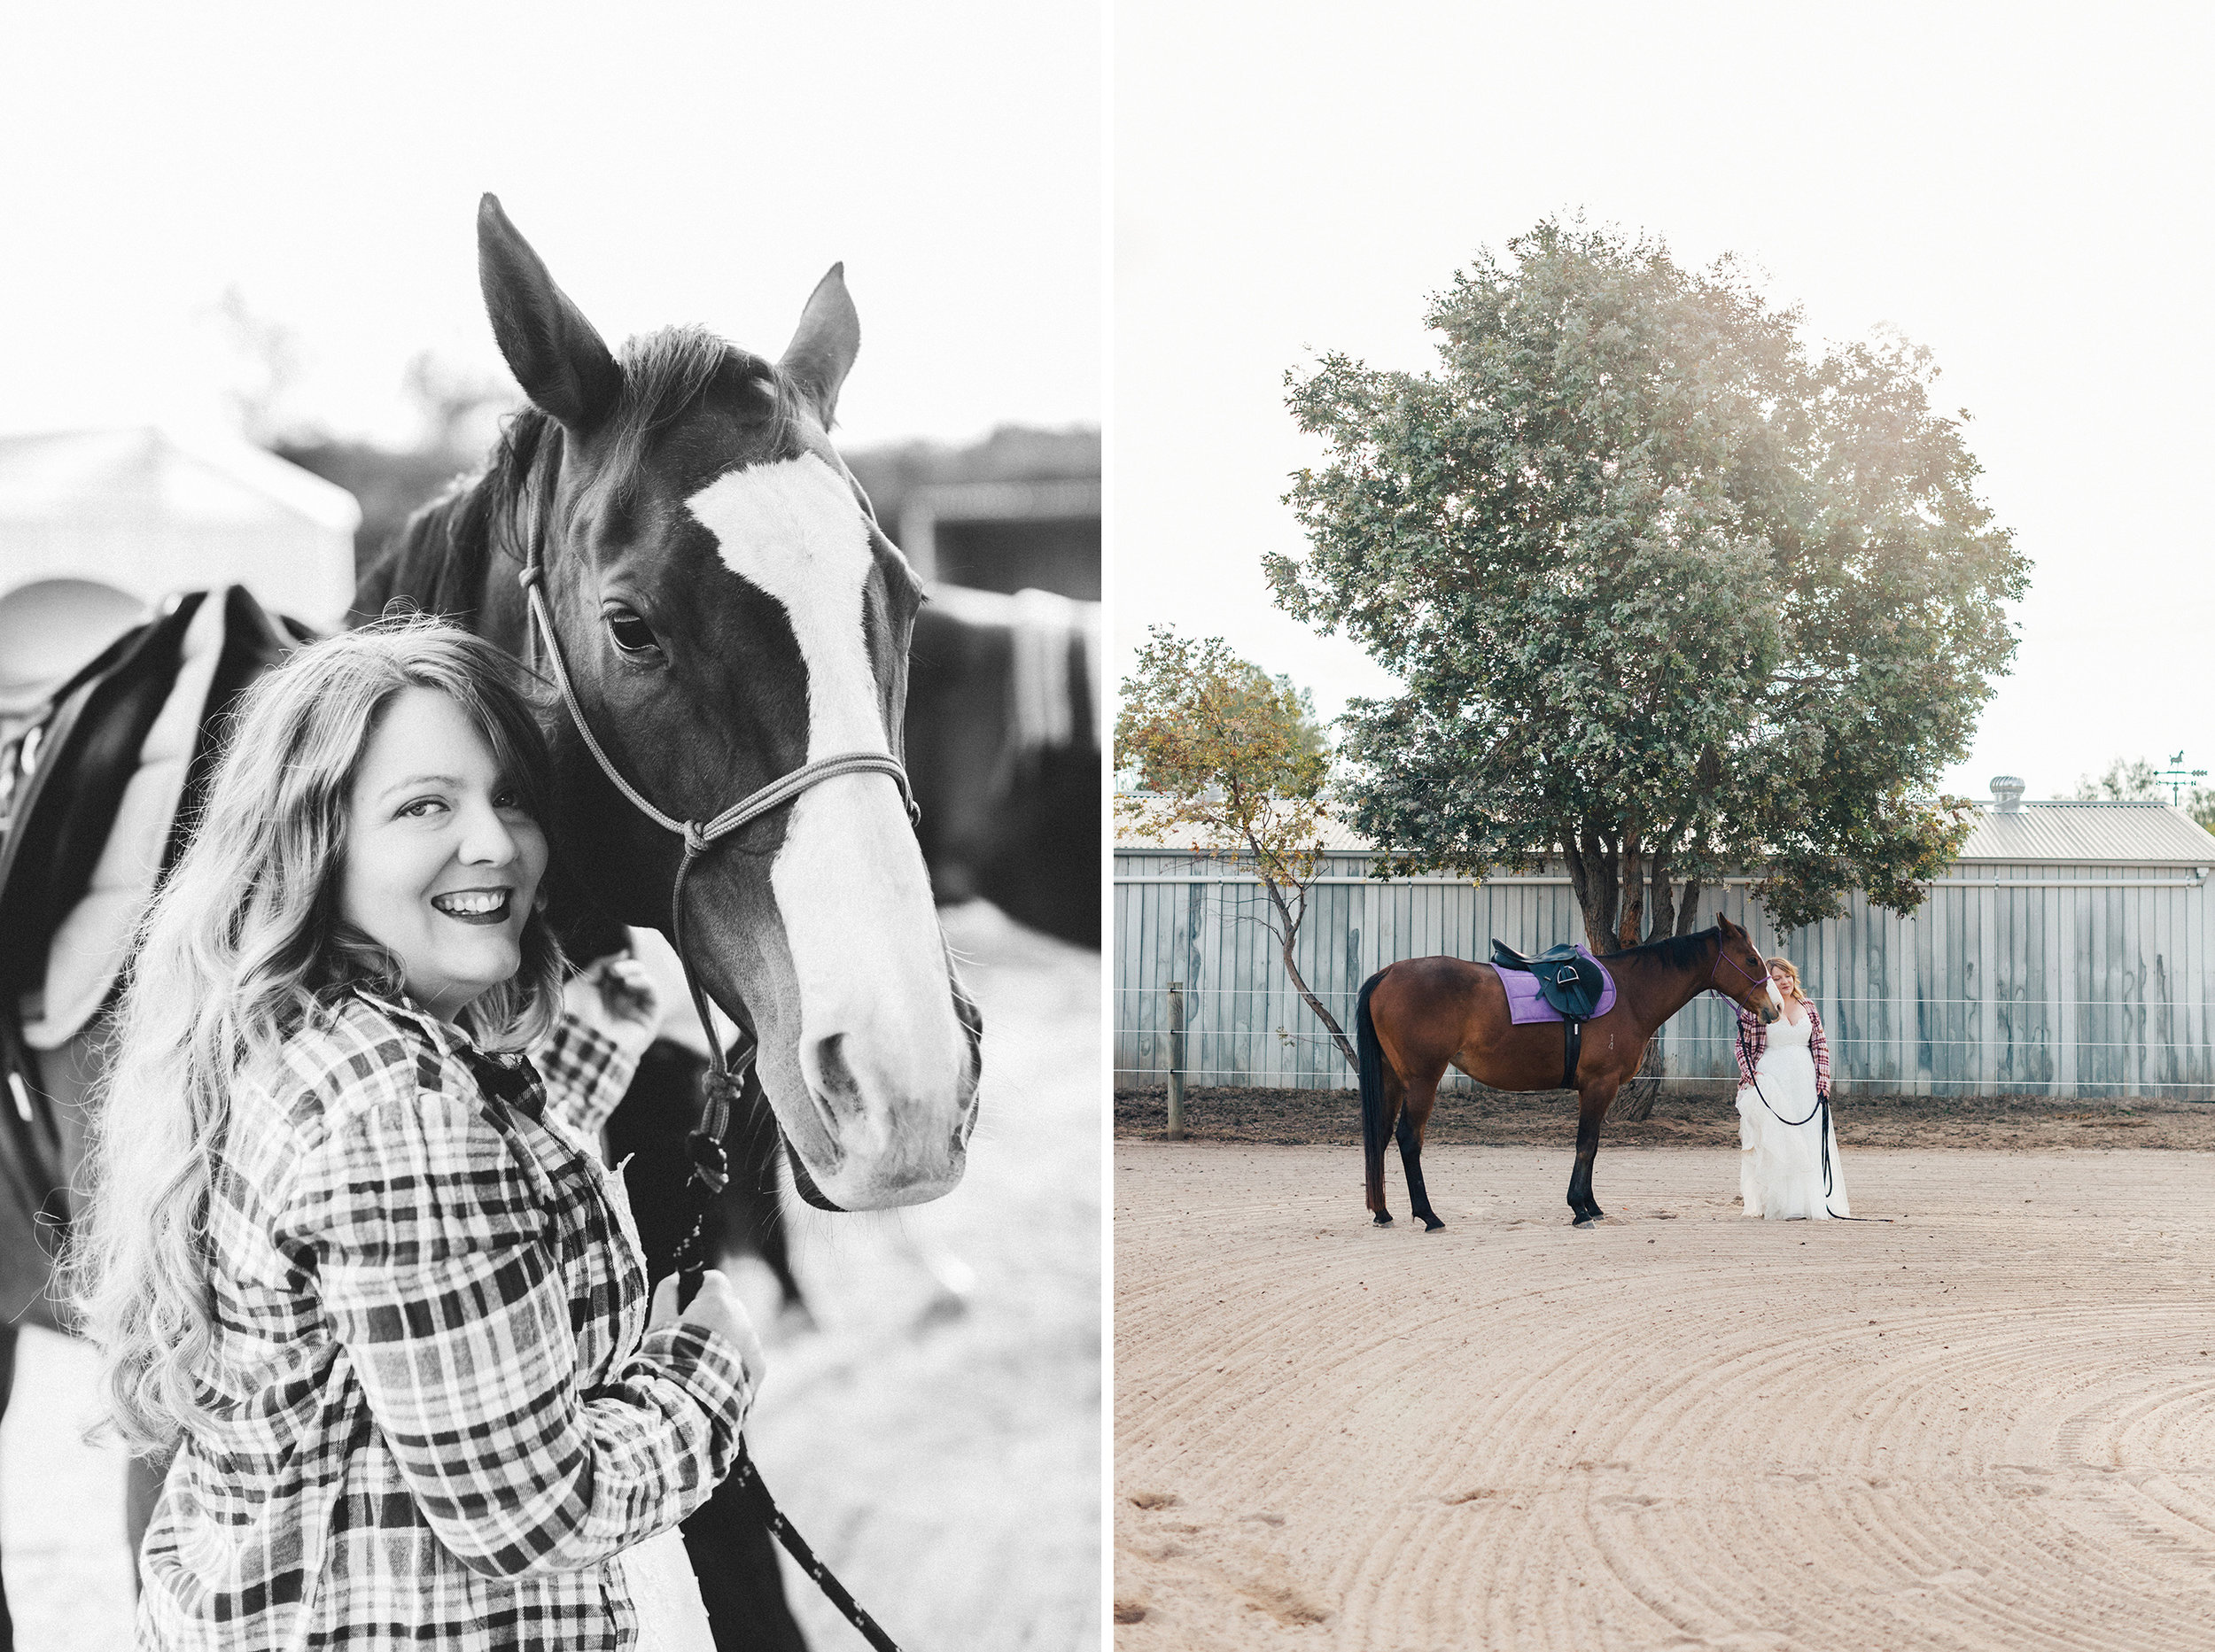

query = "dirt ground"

[
  {"left": 1116, "top": 1082, "right": 2215, "bottom": 1152},
  {"left": 1115, "top": 1140, "right": 2215, "bottom": 1650},
  {"left": 0, "top": 901, "right": 1100, "bottom": 1652}
]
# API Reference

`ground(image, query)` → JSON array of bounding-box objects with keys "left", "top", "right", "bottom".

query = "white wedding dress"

[{"left": 1736, "top": 1009, "right": 1848, "bottom": 1220}]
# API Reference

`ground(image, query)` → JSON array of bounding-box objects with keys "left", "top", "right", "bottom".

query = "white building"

[{"left": 0, "top": 427, "right": 358, "bottom": 718}]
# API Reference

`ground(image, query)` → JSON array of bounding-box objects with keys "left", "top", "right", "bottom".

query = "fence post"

[{"left": 1166, "top": 981, "right": 1186, "bottom": 1140}]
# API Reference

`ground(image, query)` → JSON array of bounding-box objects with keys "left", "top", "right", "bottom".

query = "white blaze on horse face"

[
  {"left": 686, "top": 454, "right": 971, "bottom": 1206},
  {"left": 1766, "top": 979, "right": 1784, "bottom": 1014}
]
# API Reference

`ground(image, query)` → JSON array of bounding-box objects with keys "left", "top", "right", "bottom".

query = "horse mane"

[
  {"left": 353, "top": 326, "right": 808, "bottom": 627},
  {"left": 1599, "top": 927, "right": 1718, "bottom": 971}
]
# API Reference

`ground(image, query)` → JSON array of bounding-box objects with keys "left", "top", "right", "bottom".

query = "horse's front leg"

[
  {"left": 1395, "top": 1084, "right": 1443, "bottom": 1232},
  {"left": 1566, "top": 1075, "right": 1621, "bottom": 1224}
]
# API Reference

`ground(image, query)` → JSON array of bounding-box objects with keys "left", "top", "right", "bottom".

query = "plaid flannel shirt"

[
  {"left": 136, "top": 987, "right": 753, "bottom": 1651},
  {"left": 1734, "top": 999, "right": 1831, "bottom": 1097}
]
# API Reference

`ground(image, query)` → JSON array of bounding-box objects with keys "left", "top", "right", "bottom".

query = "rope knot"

[
  {"left": 517, "top": 563, "right": 543, "bottom": 591},
  {"left": 682, "top": 820, "right": 712, "bottom": 856}
]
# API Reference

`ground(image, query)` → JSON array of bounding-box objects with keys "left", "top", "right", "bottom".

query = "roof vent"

[{"left": 1990, "top": 775, "right": 2026, "bottom": 813}]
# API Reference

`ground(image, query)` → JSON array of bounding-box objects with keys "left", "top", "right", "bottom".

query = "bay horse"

[
  {"left": 1355, "top": 912, "right": 1779, "bottom": 1229},
  {"left": 0, "top": 195, "right": 979, "bottom": 1648}
]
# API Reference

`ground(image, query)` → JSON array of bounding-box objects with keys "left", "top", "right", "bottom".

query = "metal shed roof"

[{"left": 1955, "top": 800, "right": 2213, "bottom": 865}]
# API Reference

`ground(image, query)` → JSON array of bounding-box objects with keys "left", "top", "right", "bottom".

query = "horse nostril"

[{"left": 811, "top": 1032, "right": 865, "bottom": 1124}]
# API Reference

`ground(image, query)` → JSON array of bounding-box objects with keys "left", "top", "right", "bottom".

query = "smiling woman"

[
  {"left": 67, "top": 617, "right": 766, "bottom": 1650},
  {"left": 338, "top": 685, "right": 551, "bottom": 1022}
]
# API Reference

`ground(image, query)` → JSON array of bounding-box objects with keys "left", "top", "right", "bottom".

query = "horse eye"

[{"left": 606, "top": 609, "right": 660, "bottom": 656}]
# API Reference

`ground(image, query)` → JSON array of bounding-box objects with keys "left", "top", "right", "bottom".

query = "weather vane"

[{"left": 2155, "top": 750, "right": 2207, "bottom": 807}]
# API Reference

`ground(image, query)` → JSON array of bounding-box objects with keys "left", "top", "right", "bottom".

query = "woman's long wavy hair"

[{"left": 71, "top": 617, "right": 568, "bottom": 1453}]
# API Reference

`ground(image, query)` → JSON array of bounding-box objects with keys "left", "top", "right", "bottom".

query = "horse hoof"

[
  {"left": 1373, "top": 1213, "right": 1394, "bottom": 1226},
  {"left": 1422, "top": 1218, "right": 1445, "bottom": 1233}
]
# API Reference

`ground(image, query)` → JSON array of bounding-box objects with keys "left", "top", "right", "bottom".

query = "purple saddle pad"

[{"left": 1488, "top": 949, "right": 1618, "bottom": 1025}]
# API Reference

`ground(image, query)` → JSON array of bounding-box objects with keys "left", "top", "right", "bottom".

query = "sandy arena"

[
  {"left": 1115, "top": 1140, "right": 2215, "bottom": 1650},
  {"left": 0, "top": 901, "right": 1100, "bottom": 1652}
]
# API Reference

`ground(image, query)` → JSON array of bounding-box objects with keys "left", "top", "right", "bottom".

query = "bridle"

[
  {"left": 516, "top": 540, "right": 919, "bottom": 1227},
  {"left": 1707, "top": 935, "right": 1772, "bottom": 999},
  {"left": 517, "top": 536, "right": 922, "bottom": 1652}
]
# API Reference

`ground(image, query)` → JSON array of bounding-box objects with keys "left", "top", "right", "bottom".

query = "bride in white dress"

[{"left": 1733, "top": 958, "right": 1848, "bottom": 1220}]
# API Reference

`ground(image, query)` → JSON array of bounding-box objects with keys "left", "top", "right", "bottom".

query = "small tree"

[{"left": 1115, "top": 627, "right": 1354, "bottom": 1069}]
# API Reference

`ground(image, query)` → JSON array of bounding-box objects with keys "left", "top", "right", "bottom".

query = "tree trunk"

[
  {"left": 1675, "top": 878, "right": 1703, "bottom": 935},
  {"left": 1259, "top": 876, "right": 1357, "bottom": 1071},
  {"left": 1616, "top": 818, "right": 1645, "bottom": 950},
  {"left": 1559, "top": 829, "right": 1592, "bottom": 927},
  {"left": 1617, "top": 826, "right": 1683, "bottom": 1122},
  {"left": 1647, "top": 838, "right": 1676, "bottom": 938},
  {"left": 1573, "top": 824, "right": 1620, "bottom": 955}
]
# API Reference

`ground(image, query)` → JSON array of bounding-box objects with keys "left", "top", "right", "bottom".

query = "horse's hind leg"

[
  {"left": 1367, "top": 1066, "right": 1405, "bottom": 1225},
  {"left": 1395, "top": 1082, "right": 1445, "bottom": 1232},
  {"left": 1566, "top": 1076, "right": 1621, "bottom": 1224}
]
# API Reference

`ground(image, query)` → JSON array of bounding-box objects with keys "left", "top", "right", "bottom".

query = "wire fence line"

[
  {"left": 1115, "top": 1064, "right": 2215, "bottom": 1096},
  {"left": 1117, "top": 1025, "right": 2207, "bottom": 1054},
  {"left": 1115, "top": 986, "right": 2210, "bottom": 1010},
  {"left": 1115, "top": 984, "right": 2215, "bottom": 1099}
]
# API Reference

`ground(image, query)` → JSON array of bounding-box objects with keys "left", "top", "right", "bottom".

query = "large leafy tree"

[
  {"left": 1115, "top": 628, "right": 1354, "bottom": 1068},
  {"left": 1271, "top": 220, "right": 2025, "bottom": 962}
]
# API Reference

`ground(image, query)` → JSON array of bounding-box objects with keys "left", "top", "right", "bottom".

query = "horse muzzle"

[{"left": 779, "top": 973, "right": 982, "bottom": 1211}]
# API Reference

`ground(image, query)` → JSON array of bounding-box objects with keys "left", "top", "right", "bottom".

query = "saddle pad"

[
  {"left": 22, "top": 593, "right": 228, "bottom": 1050},
  {"left": 1489, "top": 952, "right": 1617, "bottom": 1025}
]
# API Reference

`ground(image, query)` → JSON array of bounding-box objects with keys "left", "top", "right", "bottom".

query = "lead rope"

[
  {"left": 516, "top": 560, "right": 916, "bottom": 1651},
  {"left": 1732, "top": 1013, "right": 1891, "bottom": 1223}
]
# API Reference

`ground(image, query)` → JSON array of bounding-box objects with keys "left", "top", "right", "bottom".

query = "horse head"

[
  {"left": 1710, "top": 911, "right": 1779, "bottom": 1023},
  {"left": 476, "top": 195, "right": 979, "bottom": 1212}
]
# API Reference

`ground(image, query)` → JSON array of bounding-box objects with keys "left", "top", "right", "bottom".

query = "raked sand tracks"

[{"left": 1115, "top": 1144, "right": 2215, "bottom": 1651}]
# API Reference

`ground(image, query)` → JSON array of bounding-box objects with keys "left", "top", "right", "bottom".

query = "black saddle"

[
  {"left": 1490, "top": 938, "right": 1605, "bottom": 1090},
  {"left": 0, "top": 586, "right": 307, "bottom": 1016},
  {"left": 0, "top": 587, "right": 307, "bottom": 1236},
  {"left": 1489, "top": 939, "right": 1605, "bottom": 1020}
]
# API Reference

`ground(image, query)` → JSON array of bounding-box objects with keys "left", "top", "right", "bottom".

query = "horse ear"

[
  {"left": 477, "top": 194, "right": 623, "bottom": 432},
  {"left": 781, "top": 264, "right": 860, "bottom": 426}
]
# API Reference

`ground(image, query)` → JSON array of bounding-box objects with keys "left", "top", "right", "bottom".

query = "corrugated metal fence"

[{"left": 1115, "top": 850, "right": 2215, "bottom": 1098}]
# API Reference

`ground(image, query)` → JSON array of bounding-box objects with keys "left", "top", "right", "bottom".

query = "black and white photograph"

[{"left": 0, "top": 6, "right": 1100, "bottom": 1650}]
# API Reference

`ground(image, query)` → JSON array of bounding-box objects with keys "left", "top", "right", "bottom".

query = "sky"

[
  {"left": 0, "top": 2, "right": 1100, "bottom": 452},
  {"left": 1115, "top": 2, "right": 2214, "bottom": 803}
]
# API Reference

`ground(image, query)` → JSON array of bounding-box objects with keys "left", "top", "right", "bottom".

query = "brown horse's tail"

[{"left": 1356, "top": 968, "right": 1388, "bottom": 1164}]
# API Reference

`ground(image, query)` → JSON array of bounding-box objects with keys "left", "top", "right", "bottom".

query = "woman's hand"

[
  {"left": 563, "top": 956, "right": 664, "bottom": 1057},
  {"left": 648, "top": 1268, "right": 766, "bottom": 1389}
]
